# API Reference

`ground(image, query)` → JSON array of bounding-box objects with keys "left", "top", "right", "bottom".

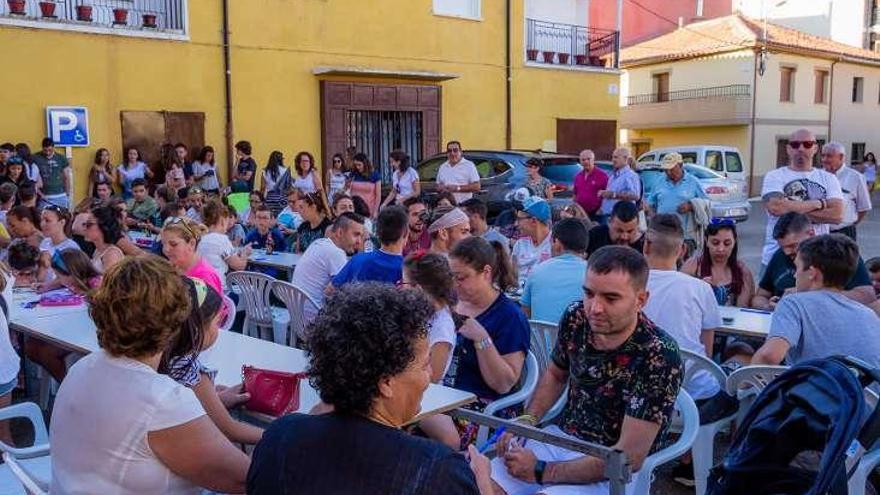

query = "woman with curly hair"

[
  {"left": 247, "top": 283, "right": 491, "bottom": 495},
  {"left": 82, "top": 205, "right": 125, "bottom": 273},
  {"left": 292, "top": 150, "right": 323, "bottom": 195},
  {"left": 50, "top": 256, "right": 249, "bottom": 494},
  {"left": 160, "top": 276, "right": 262, "bottom": 445}
]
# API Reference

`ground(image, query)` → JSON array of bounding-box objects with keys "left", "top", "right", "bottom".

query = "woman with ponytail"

[{"left": 447, "top": 236, "right": 529, "bottom": 411}]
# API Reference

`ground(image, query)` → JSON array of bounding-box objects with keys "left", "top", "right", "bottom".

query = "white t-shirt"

[
  {"left": 0, "top": 274, "right": 20, "bottom": 385},
  {"left": 197, "top": 232, "right": 235, "bottom": 293},
  {"left": 644, "top": 270, "right": 722, "bottom": 400},
  {"left": 291, "top": 237, "right": 348, "bottom": 323},
  {"left": 511, "top": 234, "right": 552, "bottom": 284},
  {"left": 39, "top": 237, "right": 81, "bottom": 282},
  {"left": 50, "top": 351, "right": 206, "bottom": 495},
  {"left": 428, "top": 306, "right": 456, "bottom": 378},
  {"left": 436, "top": 159, "right": 480, "bottom": 203},
  {"left": 760, "top": 167, "right": 843, "bottom": 265},
  {"left": 832, "top": 165, "right": 872, "bottom": 229},
  {"left": 393, "top": 168, "right": 420, "bottom": 199}
]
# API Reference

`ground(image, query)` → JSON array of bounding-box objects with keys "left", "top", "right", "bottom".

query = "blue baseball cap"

[{"left": 520, "top": 196, "right": 551, "bottom": 223}]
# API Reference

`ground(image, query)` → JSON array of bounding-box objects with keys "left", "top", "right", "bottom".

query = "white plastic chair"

[
  {"left": 679, "top": 349, "right": 737, "bottom": 495},
  {"left": 271, "top": 281, "right": 318, "bottom": 347},
  {"left": 475, "top": 351, "right": 539, "bottom": 445},
  {"left": 528, "top": 320, "right": 557, "bottom": 371},
  {"left": 0, "top": 403, "right": 51, "bottom": 494},
  {"left": 3, "top": 454, "right": 47, "bottom": 495},
  {"left": 226, "top": 271, "right": 288, "bottom": 343},
  {"left": 725, "top": 364, "right": 787, "bottom": 428},
  {"left": 631, "top": 390, "right": 700, "bottom": 494}
]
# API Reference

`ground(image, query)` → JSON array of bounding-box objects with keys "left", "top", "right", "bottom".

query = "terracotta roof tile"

[{"left": 621, "top": 14, "right": 880, "bottom": 67}]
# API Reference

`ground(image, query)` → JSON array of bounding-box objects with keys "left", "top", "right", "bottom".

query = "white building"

[{"left": 619, "top": 14, "right": 880, "bottom": 191}]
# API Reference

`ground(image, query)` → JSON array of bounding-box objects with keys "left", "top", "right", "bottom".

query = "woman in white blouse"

[
  {"left": 380, "top": 149, "right": 420, "bottom": 209},
  {"left": 50, "top": 256, "right": 249, "bottom": 494}
]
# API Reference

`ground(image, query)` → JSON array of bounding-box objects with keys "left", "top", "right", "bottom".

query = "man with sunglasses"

[
  {"left": 761, "top": 129, "right": 843, "bottom": 269},
  {"left": 436, "top": 141, "right": 480, "bottom": 203}
]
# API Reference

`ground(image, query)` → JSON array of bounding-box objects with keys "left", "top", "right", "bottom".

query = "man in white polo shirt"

[
  {"left": 821, "top": 141, "right": 871, "bottom": 241},
  {"left": 291, "top": 212, "right": 365, "bottom": 327},
  {"left": 511, "top": 196, "right": 552, "bottom": 284},
  {"left": 436, "top": 140, "right": 480, "bottom": 203}
]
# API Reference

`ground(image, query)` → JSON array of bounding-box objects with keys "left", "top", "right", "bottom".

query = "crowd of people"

[{"left": 0, "top": 128, "right": 875, "bottom": 494}]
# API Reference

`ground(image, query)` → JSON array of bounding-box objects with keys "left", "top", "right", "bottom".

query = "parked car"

[
  {"left": 614, "top": 161, "right": 751, "bottom": 222},
  {"left": 415, "top": 150, "right": 580, "bottom": 217},
  {"left": 637, "top": 145, "right": 748, "bottom": 186}
]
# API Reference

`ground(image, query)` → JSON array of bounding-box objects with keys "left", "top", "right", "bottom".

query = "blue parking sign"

[{"left": 46, "top": 107, "right": 89, "bottom": 147}]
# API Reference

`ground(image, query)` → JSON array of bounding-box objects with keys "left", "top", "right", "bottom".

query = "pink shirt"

[
  {"left": 185, "top": 257, "right": 223, "bottom": 296},
  {"left": 572, "top": 167, "right": 608, "bottom": 215}
]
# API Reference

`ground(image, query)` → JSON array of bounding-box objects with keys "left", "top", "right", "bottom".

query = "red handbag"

[{"left": 241, "top": 365, "right": 308, "bottom": 416}]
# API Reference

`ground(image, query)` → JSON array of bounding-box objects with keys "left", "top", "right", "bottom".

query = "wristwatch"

[
  {"left": 534, "top": 460, "right": 547, "bottom": 485},
  {"left": 474, "top": 336, "right": 494, "bottom": 350}
]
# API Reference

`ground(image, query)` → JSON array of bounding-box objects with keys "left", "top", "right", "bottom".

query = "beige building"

[{"left": 619, "top": 14, "right": 880, "bottom": 192}]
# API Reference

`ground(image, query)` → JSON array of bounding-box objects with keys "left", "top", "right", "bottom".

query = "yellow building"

[
  {"left": 619, "top": 14, "right": 880, "bottom": 193},
  {"left": 0, "top": 0, "right": 622, "bottom": 200}
]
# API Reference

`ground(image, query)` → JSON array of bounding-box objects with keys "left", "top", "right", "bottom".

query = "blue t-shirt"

[
  {"left": 332, "top": 249, "right": 403, "bottom": 287},
  {"left": 352, "top": 171, "right": 381, "bottom": 183},
  {"left": 647, "top": 172, "right": 707, "bottom": 230},
  {"left": 245, "top": 228, "right": 288, "bottom": 252},
  {"left": 522, "top": 254, "right": 587, "bottom": 323},
  {"left": 446, "top": 294, "right": 530, "bottom": 401}
]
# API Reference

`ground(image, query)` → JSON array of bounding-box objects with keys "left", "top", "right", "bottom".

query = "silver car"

[{"left": 635, "top": 162, "right": 751, "bottom": 222}]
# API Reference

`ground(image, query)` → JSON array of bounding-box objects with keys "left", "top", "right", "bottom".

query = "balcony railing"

[
  {"left": 525, "top": 18, "right": 619, "bottom": 69},
  {"left": 626, "top": 84, "right": 751, "bottom": 106},
  {"left": 1, "top": 0, "right": 186, "bottom": 34}
]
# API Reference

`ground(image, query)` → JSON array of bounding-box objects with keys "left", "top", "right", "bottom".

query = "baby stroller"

[{"left": 708, "top": 356, "right": 880, "bottom": 495}]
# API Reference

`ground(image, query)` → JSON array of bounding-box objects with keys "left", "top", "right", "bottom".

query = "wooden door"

[{"left": 556, "top": 119, "right": 617, "bottom": 160}]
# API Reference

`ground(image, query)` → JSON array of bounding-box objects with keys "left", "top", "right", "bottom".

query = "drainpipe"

[
  {"left": 505, "top": 0, "right": 512, "bottom": 150},
  {"left": 827, "top": 59, "right": 839, "bottom": 141},
  {"left": 748, "top": 49, "right": 760, "bottom": 196},
  {"left": 222, "top": 0, "right": 234, "bottom": 179}
]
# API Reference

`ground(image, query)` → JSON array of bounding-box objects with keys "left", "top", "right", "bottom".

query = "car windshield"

[
  {"left": 539, "top": 158, "right": 581, "bottom": 183},
  {"left": 684, "top": 165, "right": 720, "bottom": 180},
  {"left": 725, "top": 152, "right": 744, "bottom": 173}
]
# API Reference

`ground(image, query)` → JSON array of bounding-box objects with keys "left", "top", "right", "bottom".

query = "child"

[
  {"left": 276, "top": 188, "right": 303, "bottom": 247},
  {"left": 7, "top": 241, "right": 39, "bottom": 288},
  {"left": 160, "top": 276, "right": 263, "bottom": 444},
  {"left": 244, "top": 205, "right": 287, "bottom": 253},
  {"left": 225, "top": 205, "right": 247, "bottom": 247}
]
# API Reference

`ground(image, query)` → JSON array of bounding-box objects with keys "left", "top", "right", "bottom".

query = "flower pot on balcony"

[
  {"left": 575, "top": 54, "right": 588, "bottom": 65},
  {"left": 557, "top": 53, "right": 570, "bottom": 65},
  {"left": 142, "top": 13, "right": 156, "bottom": 27},
  {"left": 526, "top": 49, "right": 539, "bottom": 61},
  {"left": 112, "top": 7, "right": 127, "bottom": 24},
  {"left": 7, "top": 0, "right": 26, "bottom": 15},
  {"left": 38, "top": 1, "right": 55, "bottom": 17},
  {"left": 75, "top": 4, "right": 92, "bottom": 21},
  {"left": 542, "top": 51, "right": 556, "bottom": 63}
]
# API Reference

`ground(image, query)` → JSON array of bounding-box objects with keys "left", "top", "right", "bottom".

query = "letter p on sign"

[{"left": 46, "top": 107, "right": 90, "bottom": 147}]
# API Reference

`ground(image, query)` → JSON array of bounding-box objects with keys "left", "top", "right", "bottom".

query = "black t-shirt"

[
  {"left": 247, "top": 413, "right": 480, "bottom": 495},
  {"left": 237, "top": 157, "right": 257, "bottom": 191},
  {"left": 297, "top": 216, "right": 332, "bottom": 252},
  {"left": 587, "top": 225, "right": 645, "bottom": 258},
  {"left": 759, "top": 248, "right": 872, "bottom": 297}
]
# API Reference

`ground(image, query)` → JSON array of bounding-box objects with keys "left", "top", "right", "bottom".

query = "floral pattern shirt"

[{"left": 552, "top": 301, "right": 683, "bottom": 453}]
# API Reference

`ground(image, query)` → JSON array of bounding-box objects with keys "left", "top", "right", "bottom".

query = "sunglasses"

[
  {"left": 516, "top": 213, "right": 533, "bottom": 221},
  {"left": 710, "top": 217, "right": 735, "bottom": 226},
  {"left": 164, "top": 216, "right": 198, "bottom": 238},
  {"left": 788, "top": 141, "right": 816, "bottom": 149}
]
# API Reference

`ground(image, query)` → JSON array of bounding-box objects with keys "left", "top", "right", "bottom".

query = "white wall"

[
  {"left": 753, "top": 52, "right": 831, "bottom": 122},
  {"left": 831, "top": 62, "right": 880, "bottom": 162},
  {"left": 733, "top": 0, "right": 867, "bottom": 48},
  {"left": 624, "top": 50, "right": 753, "bottom": 97},
  {"left": 526, "top": 0, "right": 589, "bottom": 25}
]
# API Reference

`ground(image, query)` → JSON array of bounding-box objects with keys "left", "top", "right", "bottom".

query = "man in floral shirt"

[{"left": 492, "top": 246, "right": 683, "bottom": 495}]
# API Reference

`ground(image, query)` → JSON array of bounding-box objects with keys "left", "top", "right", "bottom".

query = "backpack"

[{"left": 708, "top": 356, "right": 880, "bottom": 495}]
